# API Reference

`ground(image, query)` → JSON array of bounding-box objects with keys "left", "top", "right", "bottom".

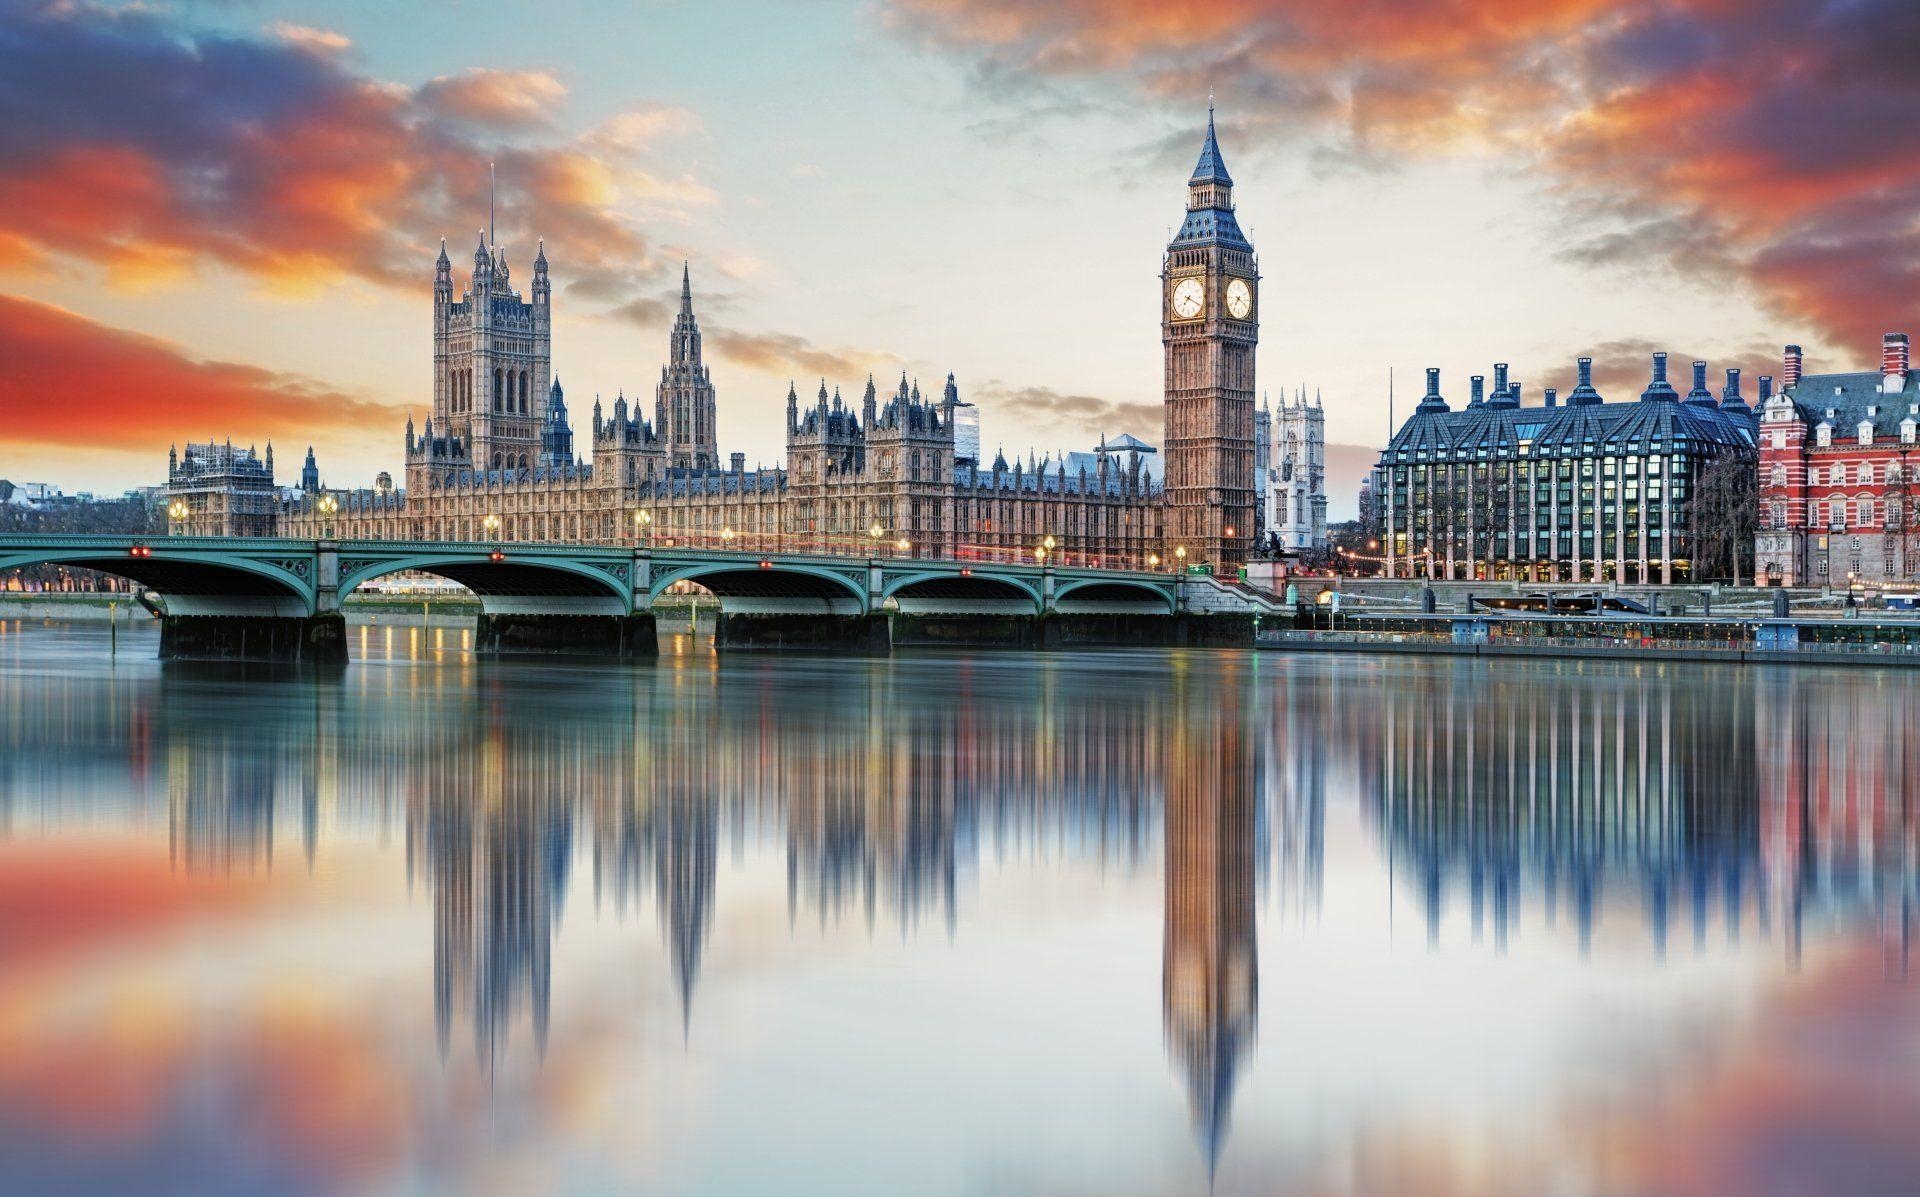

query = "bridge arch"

[
  {"left": 1051, "top": 577, "right": 1178, "bottom": 614},
  {"left": 882, "top": 570, "right": 1043, "bottom": 614},
  {"left": 0, "top": 545, "right": 315, "bottom": 614},
  {"left": 338, "top": 552, "right": 632, "bottom": 613},
  {"left": 648, "top": 560, "right": 868, "bottom": 614}
]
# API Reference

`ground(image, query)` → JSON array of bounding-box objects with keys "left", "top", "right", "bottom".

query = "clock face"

[
  {"left": 1171, "top": 276, "right": 1205, "bottom": 320},
  {"left": 1226, "top": 278, "right": 1253, "bottom": 320}
]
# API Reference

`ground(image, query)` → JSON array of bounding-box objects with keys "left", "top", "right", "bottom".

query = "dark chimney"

[
  {"left": 1641, "top": 351, "right": 1679, "bottom": 402},
  {"left": 1418, "top": 367, "right": 1448, "bottom": 411},
  {"left": 1759, "top": 374, "right": 1775, "bottom": 403},
  {"left": 1568, "top": 356, "right": 1602, "bottom": 406},
  {"left": 1686, "top": 359, "right": 1716, "bottom": 406},
  {"left": 1544, "top": 387, "right": 1558, "bottom": 408},
  {"left": 1469, "top": 374, "right": 1485, "bottom": 406},
  {"left": 731, "top": 451, "right": 745, "bottom": 473},
  {"left": 1720, "top": 368, "right": 1747, "bottom": 412},
  {"left": 1493, "top": 362, "right": 1509, "bottom": 395}
]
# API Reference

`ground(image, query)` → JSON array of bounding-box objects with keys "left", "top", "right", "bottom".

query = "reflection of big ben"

[
  {"left": 1163, "top": 106, "right": 1258, "bottom": 570},
  {"left": 1163, "top": 663, "right": 1258, "bottom": 1176}
]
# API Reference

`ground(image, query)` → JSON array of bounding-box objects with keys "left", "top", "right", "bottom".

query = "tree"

[{"left": 1689, "top": 453, "right": 1758, "bottom": 584}]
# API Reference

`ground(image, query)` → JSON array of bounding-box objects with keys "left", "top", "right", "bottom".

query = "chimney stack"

[
  {"left": 731, "top": 451, "right": 746, "bottom": 474},
  {"left": 1686, "top": 359, "right": 1716, "bottom": 405},
  {"left": 1544, "top": 387, "right": 1558, "bottom": 408},
  {"left": 1783, "top": 344, "right": 1803, "bottom": 389},
  {"left": 1418, "top": 367, "right": 1448, "bottom": 411},
  {"left": 1720, "top": 368, "right": 1747, "bottom": 412},
  {"left": 1641, "top": 351, "right": 1680, "bottom": 402},
  {"left": 1759, "top": 375, "right": 1774, "bottom": 404},
  {"left": 1493, "top": 362, "right": 1509, "bottom": 395},
  {"left": 1882, "top": 332, "right": 1909, "bottom": 393},
  {"left": 1469, "top": 374, "right": 1485, "bottom": 406}
]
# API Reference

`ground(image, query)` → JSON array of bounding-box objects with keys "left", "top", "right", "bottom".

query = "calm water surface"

[{"left": 1, "top": 620, "right": 1916, "bottom": 1197}]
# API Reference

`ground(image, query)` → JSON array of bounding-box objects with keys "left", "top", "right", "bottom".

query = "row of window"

[{"left": 1775, "top": 462, "right": 1912, "bottom": 487}]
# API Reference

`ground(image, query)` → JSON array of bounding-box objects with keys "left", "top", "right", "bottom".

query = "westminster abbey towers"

[{"left": 1162, "top": 107, "right": 1259, "bottom": 570}]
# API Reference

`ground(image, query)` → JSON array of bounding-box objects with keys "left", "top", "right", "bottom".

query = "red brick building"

[{"left": 1755, "top": 333, "right": 1920, "bottom": 586}]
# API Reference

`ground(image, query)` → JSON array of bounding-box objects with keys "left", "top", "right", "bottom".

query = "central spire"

[
  {"left": 680, "top": 260, "right": 692, "bottom": 315},
  {"left": 1189, "top": 104, "right": 1233, "bottom": 188}
]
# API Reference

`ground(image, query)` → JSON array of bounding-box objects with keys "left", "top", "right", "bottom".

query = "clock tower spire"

[{"left": 1162, "top": 106, "right": 1258, "bottom": 571}]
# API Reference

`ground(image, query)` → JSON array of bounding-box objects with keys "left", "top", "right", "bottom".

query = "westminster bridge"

[{"left": 0, "top": 534, "right": 1268, "bottom": 661}]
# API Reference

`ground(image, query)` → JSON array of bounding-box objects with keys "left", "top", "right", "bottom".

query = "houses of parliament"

[{"left": 174, "top": 114, "right": 1262, "bottom": 570}]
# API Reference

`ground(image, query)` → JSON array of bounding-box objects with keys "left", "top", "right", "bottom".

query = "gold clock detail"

[
  {"left": 1226, "top": 278, "right": 1252, "bottom": 320},
  {"left": 1171, "top": 276, "right": 1205, "bottom": 320}
]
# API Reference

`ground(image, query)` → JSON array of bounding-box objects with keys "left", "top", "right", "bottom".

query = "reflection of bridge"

[{"left": 0, "top": 534, "right": 1232, "bottom": 661}]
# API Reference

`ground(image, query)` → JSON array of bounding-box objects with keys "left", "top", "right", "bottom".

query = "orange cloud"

[
  {"left": 0, "top": 2, "right": 682, "bottom": 308},
  {"left": 0, "top": 294, "right": 401, "bottom": 453},
  {"left": 890, "top": 0, "right": 1920, "bottom": 355}
]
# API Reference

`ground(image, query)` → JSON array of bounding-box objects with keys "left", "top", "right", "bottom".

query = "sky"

[{"left": 2, "top": 0, "right": 1916, "bottom": 517}]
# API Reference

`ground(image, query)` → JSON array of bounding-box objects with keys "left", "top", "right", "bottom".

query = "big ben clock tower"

[{"left": 1163, "top": 107, "right": 1258, "bottom": 571}]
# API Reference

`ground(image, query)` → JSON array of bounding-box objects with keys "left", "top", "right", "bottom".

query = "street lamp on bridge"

[{"left": 317, "top": 493, "right": 338, "bottom": 539}]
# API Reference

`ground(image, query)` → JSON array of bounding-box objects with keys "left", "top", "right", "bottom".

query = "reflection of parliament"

[{"left": 174, "top": 114, "right": 1263, "bottom": 569}]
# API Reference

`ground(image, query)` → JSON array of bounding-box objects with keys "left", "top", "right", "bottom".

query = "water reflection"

[
  {"left": 1359, "top": 663, "right": 1917, "bottom": 965},
  {"left": 1, "top": 627, "right": 1918, "bottom": 1194},
  {"left": 1163, "top": 662, "right": 1259, "bottom": 1178}
]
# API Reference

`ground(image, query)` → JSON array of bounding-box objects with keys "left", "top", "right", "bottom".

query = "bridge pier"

[
  {"left": 475, "top": 612, "right": 659, "bottom": 658},
  {"left": 715, "top": 611, "right": 891, "bottom": 654},
  {"left": 160, "top": 613, "right": 347, "bottom": 666}
]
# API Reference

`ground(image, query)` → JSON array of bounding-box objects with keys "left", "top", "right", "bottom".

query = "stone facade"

[
  {"left": 1257, "top": 390, "right": 1327, "bottom": 552},
  {"left": 1755, "top": 335, "right": 1920, "bottom": 586},
  {"left": 166, "top": 441, "right": 280, "bottom": 537},
  {"left": 1161, "top": 108, "right": 1259, "bottom": 571},
  {"left": 184, "top": 116, "right": 1270, "bottom": 573}
]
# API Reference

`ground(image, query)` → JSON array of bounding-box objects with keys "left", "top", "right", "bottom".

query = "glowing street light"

[
  {"left": 632, "top": 509, "right": 652, "bottom": 546},
  {"left": 1147, "top": 553, "right": 1161, "bottom": 570},
  {"left": 317, "top": 493, "right": 339, "bottom": 538},
  {"left": 721, "top": 526, "right": 736, "bottom": 546},
  {"left": 166, "top": 498, "right": 188, "bottom": 535},
  {"left": 1033, "top": 545, "right": 1048, "bottom": 563}
]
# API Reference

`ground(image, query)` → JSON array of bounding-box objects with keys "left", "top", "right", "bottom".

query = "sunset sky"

[{"left": 3, "top": 0, "right": 1916, "bottom": 515}]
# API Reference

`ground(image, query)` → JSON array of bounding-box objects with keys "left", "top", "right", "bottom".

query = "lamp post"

[
  {"left": 868, "top": 522, "right": 883, "bottom": 558},
  {"left": 166, "top": 498, "right": 188, "bottom": 537},
  {"left": 1033, "top": 544, "right": 1048, "bottom": 564},
  {"left": 721, "top": 526, "right": 736, "bottom": 549},
  {"left": 632, "top": 508, "right": 651, "bottom": 547},
  {"left": 1147, "top": 553, "right": 1161, "bottom": 571},
  {"left": 317, "top": 493, "right": 338, "bottom": 539},
  {"left": 896, "top": 537, "right": 911, "bottom": 558},
  {"left": 1042, "top": 533, "right": 1056, "bottom": 566},
  {"left": 482, "top": 512, "right": 500, "bottom": 546},
  {"left": 1175, "top": 545, "right": 1187, "bottom": 571}
]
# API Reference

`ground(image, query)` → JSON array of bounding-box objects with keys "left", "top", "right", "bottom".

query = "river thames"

[{"left": 0, "top": 621, "right": 1915, "bottom": 1196}]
